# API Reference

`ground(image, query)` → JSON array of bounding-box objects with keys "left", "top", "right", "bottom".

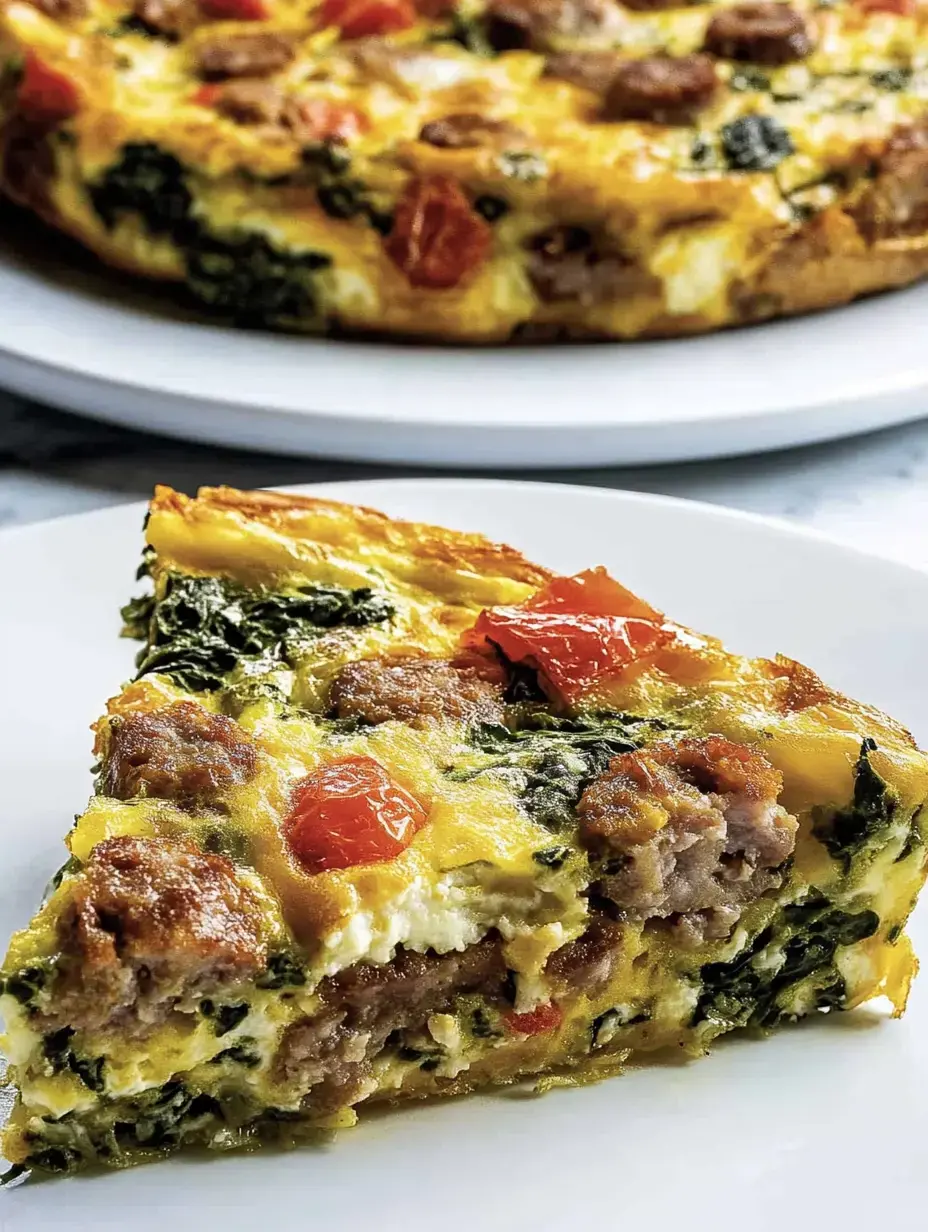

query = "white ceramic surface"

[
  {"left": 2, "top": 218, "right": 928, "bottom": 467},
  {"left": 2, "top": 479, "right": 928, "bottom": 1232}
]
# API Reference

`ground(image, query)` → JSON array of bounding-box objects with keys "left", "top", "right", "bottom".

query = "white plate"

[
  {"left": 2, "top": 479, "right": 928, "bottom": 1232},
  {"left": 2, "top": 213, "right": 928, "bottom": 467}
]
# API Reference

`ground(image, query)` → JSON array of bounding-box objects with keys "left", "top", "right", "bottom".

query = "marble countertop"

[{"left": 3, "top": 389, "right": 928, "bottom": 570}]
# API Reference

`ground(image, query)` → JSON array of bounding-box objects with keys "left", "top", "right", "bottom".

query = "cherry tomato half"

[
  {"left": 469, "top": 568, "right": 671, "bottom": 703},
  {"left": 284, "top": 756, "right": 428, "bottom": 875},
  {"left": 385, "top": 175, "right": 492, "bottom": 290},
  {"left": 319, "top": 0, "right": 416, "bottom": 39},
  {"left": 17, "top": 53, "right": 80, "bottom": 127},
  {"left": 199, "top": 0, "right": 269, "bottom": 19},
  {"left": 504, "top": 1003, "right": 563, "bottom": 1036}
]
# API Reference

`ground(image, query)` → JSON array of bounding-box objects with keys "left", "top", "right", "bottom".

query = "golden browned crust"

[
  {"left": 728, "top": 206, "right": 928, "bottom": 331},
  {"left": 149, "top": 484, "right": 556, "bottom": 589}
]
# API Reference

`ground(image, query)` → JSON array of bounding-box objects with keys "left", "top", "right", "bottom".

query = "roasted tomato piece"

[
  {"left": 284, "top": 756, "right": 429, "bottom": 875},
  {"left": 319, "top": 0, "right": 416, "bottom": 38},
  {"left": 192, "top": 83, "right": 223, "bottom": 106},
  {"left": 385, "top": 176, "right": 492, "bottom": 290},
  {"left": 199, "top": 0, "right": 269, "bottom": 18},
  {"left": 504, "top": 1003, "right": 563, "bottom": 1035},
  {"left": 469, "top": 567, "right": 671, "bottom": 703},
  {"left": 527, "top": 567, "right": 662, "bottom": 621},
  {"left": 17, "top": 53, "right": 80, "bottom": 127},
  {"left": 854, "top": 0, "right": 913, "bottom": 11},
  {"left": 290, "top": 98, "right": 370, "bottom": 141}
]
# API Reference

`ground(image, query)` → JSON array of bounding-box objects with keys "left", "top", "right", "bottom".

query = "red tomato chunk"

[
  {"left": 385, "top": 175, "right": 492, "bottom": 289},
  {"left": 18, "top": 53, "right": 80, "bottom": 127},
  {"left": 284, "top": 756, "right": 429, "bottom": 874},
  {"left": 505, "top": 1003, "right": 563, "bottom": 1036},
  {"left": 470, "top": 568, "right": 671, "bottom": 703},
  {"left": 319, "top": 0, "right": 416, "bottom": 38},
  {"left": 854, "top": 0, "right": 913, "bottom": 12},
  {"left": 199, "top": 0, "right": 269, "bottom": 19}
]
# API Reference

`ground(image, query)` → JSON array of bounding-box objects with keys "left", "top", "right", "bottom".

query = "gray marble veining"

[{"left": 3, "top": 389, "right": 928, "bottom": 569}]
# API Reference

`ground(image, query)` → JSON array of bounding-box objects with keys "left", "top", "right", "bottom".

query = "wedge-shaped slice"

[{"left": 2, "top": 486, "right": 927, "bottom": 1179}]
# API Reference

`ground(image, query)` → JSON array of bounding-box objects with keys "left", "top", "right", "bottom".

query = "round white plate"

[
  {"left": 2, "top": 479, "right": 928, "bottom": 1232},
  {"left": 2, "top": 212, "right": 928, "bottom": 467}
]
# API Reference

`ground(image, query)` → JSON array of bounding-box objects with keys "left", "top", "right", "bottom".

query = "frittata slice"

[{"left": 2, "top": 485, "right": 927, "bottom": 1179}]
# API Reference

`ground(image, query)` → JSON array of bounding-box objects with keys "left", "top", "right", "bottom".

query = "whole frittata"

[{"left": 0, "top": 0, "right": 926, "bottom": 340}]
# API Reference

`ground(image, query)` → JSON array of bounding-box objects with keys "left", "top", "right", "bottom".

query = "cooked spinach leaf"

[
  {"left": 2, "top": 958, "right": 55, "bottom": 1009},
  {"left": 199, "top": 999, "right": 249, "bottom": 1036},
  {"left": 256, "top": 951, "right": 307, "bottom": 990},
  {"left": 123, "top": 1083, "right": 223, "bottom": 1151},
  {"left": 428, "top": 10, "right": 496, "bottom": 56},
  {"left": 23, "top": 1081, "right": 229, "bottom": 1173},
  {"left": 42, "top": 1028, "right": 106, "bottom": 1093},
  {"left": 871, "top": 68, "right": 911, "bottom": 92},
  {"left": 729, "top": 68, "right": 771, "bottom": 93},
  {"left": 533, "top": 845, "right": 571, "bottom": 869},
  {"left": 124, "top": 570, "right": 393, "bottom": 693},
  {"left": 89, "top": 143, "right": 194, "bottom": 237},
  {"left": 43, "top": 854, "right": 83, "bottom": 902},
  {"left": 591, "top": 1005, "right": 650, "bottom": 1048},
  {"left": 812, "top": 738, "right": 898, "bottom": 872},
  {"left": 720, "top": 114, "right": 794, "bottom": 171},
  {"left": 211, "top": 1041, "right": 261, "bottom": 1068},
  {"left": 694, "top": 894, "right": 880, "bottom": 1029},
  {"left": 185, "top": 231, "right": 331, "bottom": 327},
  {"left": 299, "top": 142, "right": 392, "bottom": 233},
  {"left": 455, "top": 713, "right": 669, "bottom": 829},
  {"left": 88, "top": 143, "right": 334, "bottom": 325}
]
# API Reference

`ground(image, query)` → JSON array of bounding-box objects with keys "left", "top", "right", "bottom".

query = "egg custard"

[
  {"left": 1, "top": 0, "right": 928, "bottom": 340},
  {"left": 2, "top": 484, "right": 927, "bottom": 1179}
]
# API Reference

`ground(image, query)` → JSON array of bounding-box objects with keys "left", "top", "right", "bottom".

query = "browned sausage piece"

[
  {"left": 2, "top": 123, "right": 56, "bottom": 214},
  {"left": 703, "top": 3, "right": 813, "bottom": 66},
  {"left": 47, "top": 836, "right": 267, "bottom": 1033},
  {"left": 214, "top": 80, "right": 287, "bottom": 124},
  {"left": 330, "top": 655, "right": 505, "bottom": 727},
  {"left": 544, "top": 51, "right": 623, "bottom": 94},
  {"left": 603, "top": 54, "right": 718, "bottom": 125},
  {"left": 27, "top": 0, "right": 88, "bottom": 18},
  {"left": 101, "top": 700, "right": 257, "bottom": 803},
  {"left": 485, "top": 0, "right": 613, "bottom": 51},
  {"left": 195, "top": 32, "right": 296, "bottom": 80},
  {"left": 853, "top": 119, "right": 928, "bottom": 241},
  {"left": 275, "top": 934, "right": 507, "bottom": 1098},
  {"left": 577, "top": 736, "right": 797, "bottom": 935},
  {"left": 527, "top": 226, "right": 655, "bottom": 306},
  {"left": 419, "top": 113, "right": 529, "bottom": 149},
  {"left": 545, "top": 912, "right": 623, "bottom": 992}
]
